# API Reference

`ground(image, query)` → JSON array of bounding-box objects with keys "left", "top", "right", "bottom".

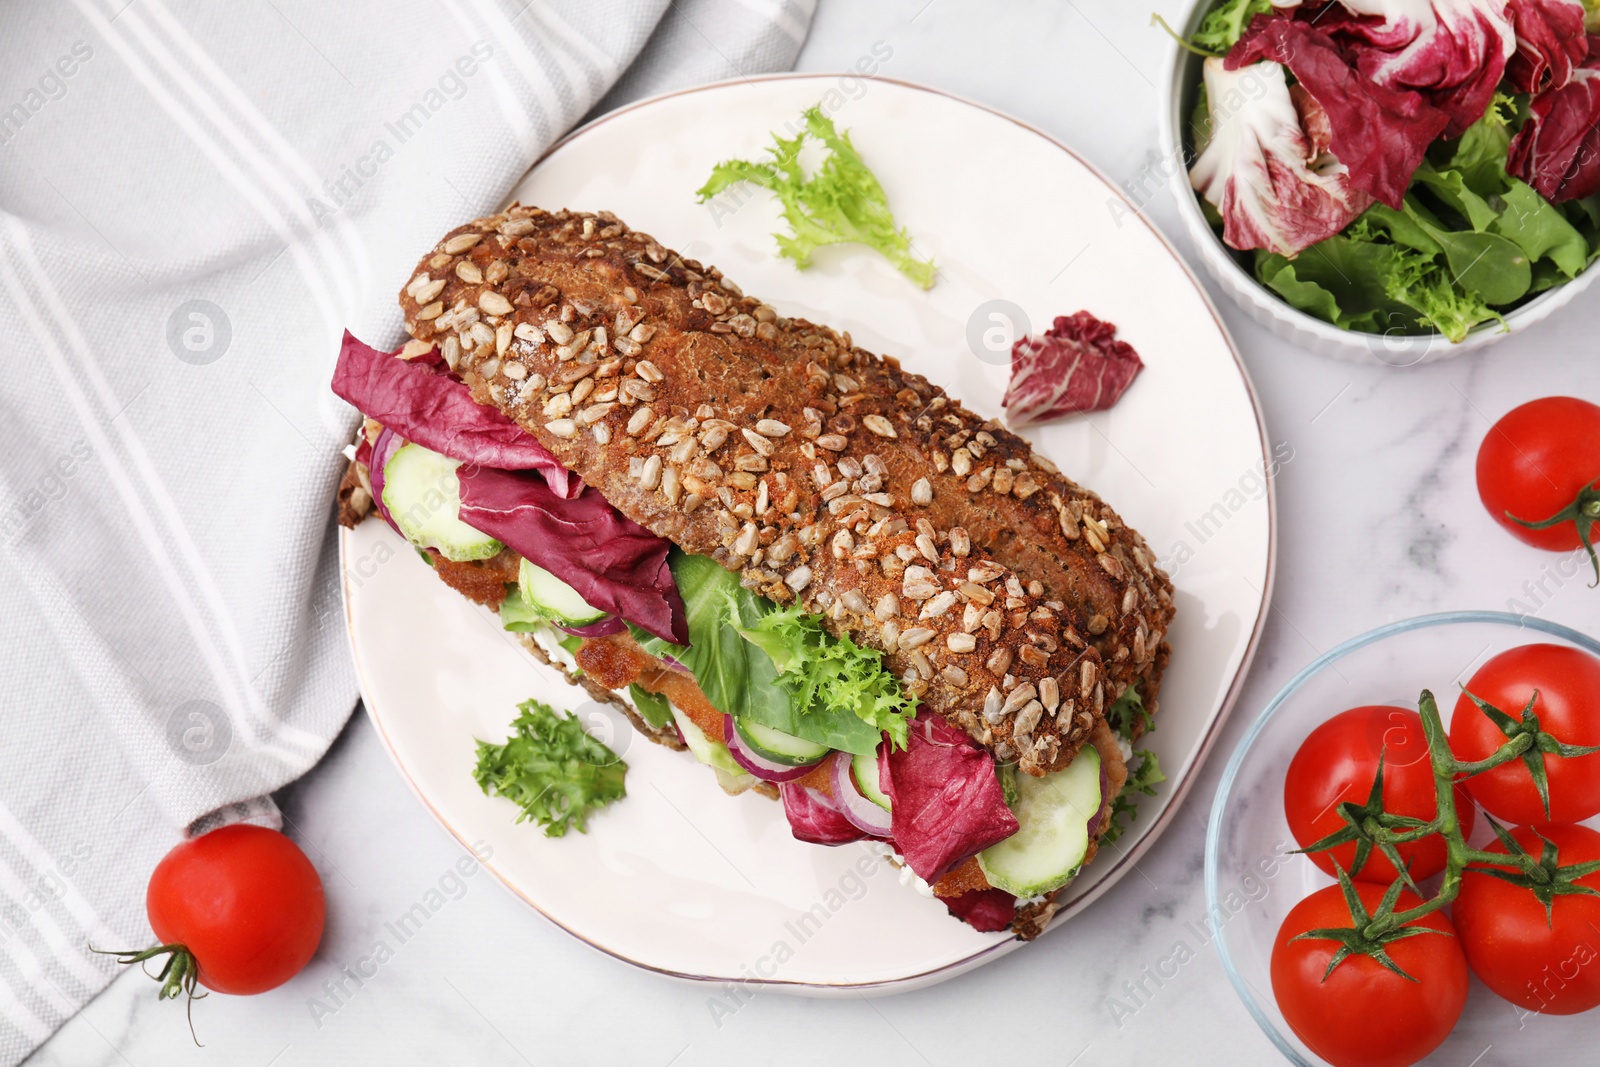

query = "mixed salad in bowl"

[{"left": 1179, "top": 0, "right": 1600, "bottom": 342}]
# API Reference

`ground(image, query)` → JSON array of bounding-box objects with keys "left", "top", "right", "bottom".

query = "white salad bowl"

[{"left": 1159, "top": 1, "right": 1600, "bottom": 367}]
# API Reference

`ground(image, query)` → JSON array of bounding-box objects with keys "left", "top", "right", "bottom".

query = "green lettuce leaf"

[
  {"left": 998, "top": 762, "right": 1019, "bottom": 808},
  {"left": 1357, "top": 202, "right": 1441, "bottom": 255},
  {"left": 499, "top": 590, "right": 583, "bottom": 666},
  {"left": 1562, "top": 192, "right": 1600, "bottom": 242},
  {"left": 739, "top": 603, "right": 916, "bottom": 751},
  {"left": 1411, "top": 160, "right": 1500, "bottom": 232},
  {"left": 1189, "top": 0, "right": 1274, "bottom": 53},
  {"left": 1254, "top": 237, "right": 1419, "bottom": 334},
  {"left": 1106, "top": 682, "right": 1152, "bottom": 740},
  {"left": 1493, "top": 180, "right": 1589, "bottom": 279},
  {"left": 499, "top": 584, "right": 544, "bottom": 632},
  {"left": 1126, "top": 750, "right": 1166, "bottom": 799},
  {"left": 627, "top": 684, "right": 673, "bottom": 730},
  {"left": 473, "top": 699, "right": 626, "bottom": 837},
  {"left": 630, "top": 552, "right": 913, "bottom": 756},
  {"left": 697, "top": 106, "right": 936, "bottom": 289},
  {"left": 1102, "top": 749, "right": 1166, "bottom": 846},
  {"left": 1379, "top": 243, "right": 1505, "bottom": 343},
  {"left": 1440, "top": 93, "right": 1514, "bottom": 199},
  {"left": 1395, "top": 196, "right": 1530, "bottom": 305},
  {"left": 1267, "top": 201, "right": 1512, "bottom": 343}
]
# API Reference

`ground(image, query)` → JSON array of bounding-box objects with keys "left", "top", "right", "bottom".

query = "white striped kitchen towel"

[{"left": 0, "top": 1, "right": 814, "bottom": 1061}]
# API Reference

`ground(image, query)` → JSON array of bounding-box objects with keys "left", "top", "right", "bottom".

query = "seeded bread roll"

[{"left": 395, "top": 204, "right": 1174, "bottom": 777}]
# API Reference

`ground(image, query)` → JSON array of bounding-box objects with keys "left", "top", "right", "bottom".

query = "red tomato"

[
  {"left": 1284, "top": 705, "right": 1473, "bottom": 883},
  {"left": 1451, "top": 644, "right": 1600, "bottom": 824},
  {"left": 1475, "top": 396, "right": 1600, "bottom": 555},
  {"left": 1273, "top": 883, "right": 1467, "bottom": 1067},
  {"left": 1454, "top": 823, "right": 1600, "bottom": 1016},
  {"left": 146, "top": 824, "right": 325, "bottom": 994}
]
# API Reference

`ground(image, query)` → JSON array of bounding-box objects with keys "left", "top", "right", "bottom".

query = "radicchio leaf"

[
  {"left": 780, "top": 784, "right": 871, "bottom": 845},
  {"left": 1299, "top": 0, "right": 1515, "bottom": 138},
  {"left": 941, "top": 887, "right": 1017, "bottom": 932},
  {"left": 1002, "top": 312, "right": 1145, "bottom": 424},
  {"left": 1505, "top": 0, "right": 1589, "bottom": 92},
  {"left": 1507, "top": 37, "right": 1600, "bottom": 202},
  {"left": 882, "top": 715, "right": 1018, "bottom": 883},
  {"left": 1229, "top": 15, "right": 1452, "bottom": 207},
  {"left": 1189, "top": 57, "right": 1377, "bottom": 255},
  {"left": 332, "top": 331, "right": 582, "bottom": 499},
  {"left": 456, "top": 466, "right": 687, "bottom": 645}
]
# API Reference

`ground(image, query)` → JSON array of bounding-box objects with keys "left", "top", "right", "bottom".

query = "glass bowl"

[{"left": 1207, "top": 611, "right": 1600, "bottom": 1065}]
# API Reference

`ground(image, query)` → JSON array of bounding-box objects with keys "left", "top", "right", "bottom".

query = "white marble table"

[{"left": 29, "top": 2, "right": 1600, "bottom": 1064}]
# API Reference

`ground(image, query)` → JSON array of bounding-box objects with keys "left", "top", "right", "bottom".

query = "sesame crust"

[{"left": 394, "top": 205, "right": 1175, "bottom": 778}]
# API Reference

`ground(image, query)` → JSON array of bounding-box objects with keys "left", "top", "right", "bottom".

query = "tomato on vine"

[
  {"left": 1285, "top": 705, "right": 1473, "bottom": 883},
  {"left": 1454, "top": 823, "right": 1600, "bottom": 1016},
  {"left": 1475, "top": 396, "right": 1600, "bottom": 585},
  {"left": 1450, "top": 644, "right": 1600, "bottom": 824},
  {"left": 1271, "top": 880, "right": 1468, "bottom": 1067}
]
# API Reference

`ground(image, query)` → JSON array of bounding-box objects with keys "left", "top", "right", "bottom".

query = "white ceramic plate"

[{"left": 341, "top": 74, "right": 1275, "bottom": 993}]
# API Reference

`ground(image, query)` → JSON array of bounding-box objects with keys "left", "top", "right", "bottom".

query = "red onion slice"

[
  {"left": 1087, "top": 759, "right": 1111, "bottom": 839},
  {"left": 722, "top": 718, "right": 824, "bottom": 783},
  {"left": 554, "top": 616, "right": 625, "bottom": 637},
  {"left": 829, "top": 751, "right": 893, "bottom": 836},
  {"left": 367, "top": 428, "right": 405, "bottom": 535}
]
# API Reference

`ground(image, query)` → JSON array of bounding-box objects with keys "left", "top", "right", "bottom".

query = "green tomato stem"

[
  {"left": 1451, "top": 729, "right": 1535, "bottom": 777},
  {"left": 1506, "top": 483, "right": 1600, "bottom": 588},
  {"left": 1358, "top": 691, "right": 1543, "bottom": 935},
  {"left": 89, "top": 941, "right": 206, "bottom": 1044}
]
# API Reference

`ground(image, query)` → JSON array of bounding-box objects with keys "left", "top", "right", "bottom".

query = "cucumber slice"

[
  {"left": 851, "top": 749, "right": 891, "bottom": 812},
  {"left": 671, "top": 706, "right": 752, "bottom": 784},
  {"left": 733, "top": 719, "right": 831, "bottom": 766},
  {"left": 381, "top": 442, "right": 502, "bottom": 562},
  {"left": 978, "top": 747, "right": 1102, "bottom": 898},
  {"left": 517, "top": 559, "right": 606, "bottom": 626}
]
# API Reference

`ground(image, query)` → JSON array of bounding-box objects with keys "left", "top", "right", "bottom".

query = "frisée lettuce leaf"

[
  {"left": 1107, "top": 682, "right": 1153, "bottom": 739},
  {"left": 1189, "top": 0, "right": 1274, "bottom": 54},
  {"left": 473, "top": 699, "right": 626, "bottom": 837},
  {"left": 737, "top": 603, "right": 917, "bottom": 751},
  {"left": 697, "top": 106, "right": 936, "bottom": 289},
  {"left": 1103, "top": 684, "right": 1164, "bottom": 846},
  {"left": 628, "top": 552, "right": 915, "bottom": 756},
  {"left": 1102, "top": 750, "right": 1166, "bottom": 846}
]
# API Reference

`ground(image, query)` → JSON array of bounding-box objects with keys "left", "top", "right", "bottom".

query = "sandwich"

[{"left": 333, "top": 204, "right": 1174, "bottom": 939}]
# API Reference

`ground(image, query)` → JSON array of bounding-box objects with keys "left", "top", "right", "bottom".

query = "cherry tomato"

[
  {"left": 1450, "top": 643, "right": 1600, "bottom": 824},
  {"left": 1284, "top": 705, "right": 1474, "bottom": 883},
  {"left": 1475, "top": 396, "right": 1600, "bottom": 559},
  {"left": 147, "top": 824, "right": 325, "bottom": 994},
  {"left": 1272, "top": 883, "right": 1468, "bottom": 1067},
  {"left": 1454, "top": 823, "right": 1600, "bottom": 1016}
]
